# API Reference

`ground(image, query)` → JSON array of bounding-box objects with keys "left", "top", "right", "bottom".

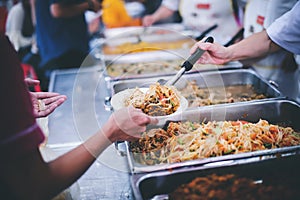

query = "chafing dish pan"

[
  {"left": 103, "top": 23, "right": 186, "bottom": 39},
  {"left": 107, "top": 69, "right": 282, "bottom": 107},
  {"left": 131, "top": 153, "right": 300, "bottom": 200},
  {"left": 103, "top": 54, "right": 242, "bottom": 82},
  {"left": 124, "top": 99, "right": 300, "bottom": 173},
  {"left": 101, "top": 26, "right": 194, "bottom": 62}
]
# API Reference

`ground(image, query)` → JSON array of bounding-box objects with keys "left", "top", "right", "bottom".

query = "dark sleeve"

[{"left": 0, "top": 34, "right": 45, "bottom": 159}]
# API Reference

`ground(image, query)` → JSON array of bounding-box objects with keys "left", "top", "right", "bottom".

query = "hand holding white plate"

[{"left": 110, "top": 87, "right": 188, "bottom": 125}]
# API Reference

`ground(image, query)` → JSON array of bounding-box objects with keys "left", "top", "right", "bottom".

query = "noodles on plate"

[{"left": 124, "top": 83, "right": 180, "bottom": 116}]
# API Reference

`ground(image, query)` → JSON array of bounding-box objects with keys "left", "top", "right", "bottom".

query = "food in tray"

[
  {"left": 106, "top": 60, "right": 237, "bottom": 78},
  {"left": 130, "top": 119, "right": 300, "bottom": 165},
  {"left": 102, "top": 39, "right": 194, "bottom": 55},
  {"left": 169, "top": 173, "right": 299, "bottom": 200},
  {"left": 179, "top": 81, "right": 268, "bottom": 107},
  {"left": 106, "top": 60, "right": 183, "bottom": 77},
  {"left": 124, "top": 83, "right": 180, "bottom": 116}
]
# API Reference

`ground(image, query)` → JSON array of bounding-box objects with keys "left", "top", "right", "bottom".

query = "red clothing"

[{"left": 0, "top": 34, "right": 44, "bottom": 159}]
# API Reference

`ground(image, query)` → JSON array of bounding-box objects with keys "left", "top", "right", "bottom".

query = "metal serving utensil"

[
  {"left": 194, "top": 24, "right": 218, "bottom": 41},
  {"left": 158, "top": 36, "right": 214, "bottom": 86}
]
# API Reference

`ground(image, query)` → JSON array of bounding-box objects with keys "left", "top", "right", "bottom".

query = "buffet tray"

[
  {"left": 103, "top": 52, "right": 242, "bottom": 82},
  {"left": 124, "top": 99, "right": 300, "bottom": 173},
  {"left": 101, "top": 24, "right": 194, "bottom": 61},
  {"left": 103, "top": 23, "right": 186, "bottom": 39},
  {"left": 106, "top": 69, "right": 282, "bottom": 106},
  {"left": 131, "top": 153, "right": 300, "bottom": 200}
]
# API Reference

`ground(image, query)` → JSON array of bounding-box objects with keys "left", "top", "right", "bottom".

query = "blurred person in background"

[
  {"left": 5, "top": 0, "right": 40, "bottom": 69},
  {"left": 0, "top": 0, "right": 9, "bottom": 34},
  {"left": 193, "top": 1, "right": 300, "bottom": 102},
  {"left": 239, "top": 0, "right": 298, "bottom": 80},
  {"left": 34, "top": 0, "right": 102, "bottom": 91},
  {"left": 0, "top": 33, "right": 157, "bottom": 200},
  {"left": 101, "top": 0, "right": 142, "bottom": 28},
  {"left": 142, "top": 0, "right": 244, "bottom": 44},
  {"left": 141, "top": 0, "right": 182, "bottom": 25}
]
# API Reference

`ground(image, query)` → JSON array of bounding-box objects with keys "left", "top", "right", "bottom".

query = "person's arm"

[
  {"left": 142, "top": 5, "right": 174, "bottom": 26},
  {"left": 193, "top": 30, "right": 282, "bottom": 65},
  {"left": 2, "top": 106, "right": 157, "bottom": 200},
  {"left": 30, "top": 0, "right": 36, "bottom": 26},
  {"left": 50, "top": 0, "right": 101, "bottom": 18}
]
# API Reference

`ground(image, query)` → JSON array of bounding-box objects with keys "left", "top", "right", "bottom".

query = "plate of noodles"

[{"left": 111, "top": 83, "right": 188, "bottom": 125}]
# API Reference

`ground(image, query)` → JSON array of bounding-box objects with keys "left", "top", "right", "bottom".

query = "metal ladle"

[{"left": 158, "top": 36, "right": 214, "bottom": 86}]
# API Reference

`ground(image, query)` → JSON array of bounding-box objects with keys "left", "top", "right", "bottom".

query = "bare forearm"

[
  {"left": 2, "top": 129, "right": 113, "bottom": 199},
  {"left": 2, "top": 107, "right": 151, "bottom": 199},
  {"left": 30, "top": 0, "right": 36, "bottom": 25},
  {"left": 151, "top": 6, "right": 174, "bottom": 22},
  {"left": 50, "top": 2, "right": 89, "bottom": 18},
  {"left": 227, "top": 30, "right": 281, "bottom": 61},
  {"left": 46, "top": 128, "right": 113, "bottom": 195}
]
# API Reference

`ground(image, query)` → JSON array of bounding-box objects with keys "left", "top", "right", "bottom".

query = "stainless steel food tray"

[
  {"left": 103, "top": 53, "right": 243, "bottom": 82},
  {"left": 131, "top": 153, "right": 300, "bottom": 200},
  {"left": 124, "top": 99, "right": 300, "bottom": 173},
  {"left": 106, "top": 69, "right": 282, "bottom": 106},
  {"left": 103, "top": 23, "right": 186, "bottom": 39},
  {"left": 101, "top": 25, "right": 195, "bottom": 62}
]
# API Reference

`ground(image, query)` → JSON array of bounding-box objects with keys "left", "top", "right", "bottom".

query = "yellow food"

[{"left": 102, "top": 39, "right": 194, "bottom": 55}]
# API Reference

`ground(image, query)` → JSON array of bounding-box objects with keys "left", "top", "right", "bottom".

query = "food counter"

[{"left": 43, "top": 24, "right": 300, "bottom": 200}]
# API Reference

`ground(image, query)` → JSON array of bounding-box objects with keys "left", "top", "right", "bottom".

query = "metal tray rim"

[{"left": 125, "top": 99, "right": 300, "bottom": 173}]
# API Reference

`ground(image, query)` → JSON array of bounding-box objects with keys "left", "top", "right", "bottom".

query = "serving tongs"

[
  {"left": 194, "top": 24, "right": 218, "bottom": 41},
  {"left": 159, "top": 36, "right": 214, "bottom": 86}
]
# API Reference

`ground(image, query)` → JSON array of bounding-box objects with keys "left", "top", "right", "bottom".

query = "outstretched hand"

[
  {"left": 30, "top": 92, "right": 67, "bottom": 118},
  {"left": 24, "top": 78, "right": 67, "bottom": 117}
]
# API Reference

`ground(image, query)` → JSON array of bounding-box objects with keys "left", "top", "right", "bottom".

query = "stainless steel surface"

[
  {"left": 131, "top": 154, "right": 300, "bottom": 200},
  {"left": 103, "top": 49, "right": 242, "bottom": 82},
  {"left": 47, "top": 67, "right": 134, "bottom": 200},
  {"left": 125, "top": 99, "right": 300, "bottom": 173},
  {"left": 103, "top": 23, "right": 186, "bottom": 39},
  {"left": 108, "top": 69, "right": 283, "bottom": 105}
]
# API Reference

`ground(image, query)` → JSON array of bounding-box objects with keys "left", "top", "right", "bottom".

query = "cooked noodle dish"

[
  {"left": 124, "top": 83, "right": 181, "bottom": 116},
  {"left": 130, "top": 119, "right": 300, "bottom": 165}
]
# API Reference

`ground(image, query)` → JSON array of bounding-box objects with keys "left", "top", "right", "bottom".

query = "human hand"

[
  {"left": 191, "top": 39, "right": 232, "bottom": 65},
  {"left": 24, "top": 78, "right": 40, "bottom": 87},
  {"left": 142, "top": 15, "right": 155, "bottom": 26},
  {"left": 30, "top": 92, "right": 67, "bottom": 118},
  {"left": 104, "top": 106, "right": 158, "bottom": 142}
]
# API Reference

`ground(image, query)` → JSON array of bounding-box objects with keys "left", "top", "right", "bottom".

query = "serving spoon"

[{"left": 158, "top": 36, "right": 214, "bottom": 86}]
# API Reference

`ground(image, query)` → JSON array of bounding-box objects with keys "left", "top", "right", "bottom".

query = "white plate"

[{"left": 110, "top": 88, "right": 188, "bottom": 125}]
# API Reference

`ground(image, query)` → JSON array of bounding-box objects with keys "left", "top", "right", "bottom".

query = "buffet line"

[{"left": 93, "top": 24, "right": 300, "bottom": 200}]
